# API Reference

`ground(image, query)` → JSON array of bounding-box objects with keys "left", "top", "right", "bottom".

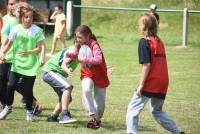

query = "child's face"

[
  {"left": 54, "top": 7, "right": 62, "bottom": 14},
  {"left": 75, "top": 32, "right": 88, "bottom": 45},
  {"left": 7, "top": 0, "right": 16, "bottom": 16},
  {"left": 22, "top": 11, "right": 33, "bottom": 28}
]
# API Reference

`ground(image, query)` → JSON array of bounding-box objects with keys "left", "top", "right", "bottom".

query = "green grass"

[{"left": 0, "top": 0, "right": 200, "bottom": 134}]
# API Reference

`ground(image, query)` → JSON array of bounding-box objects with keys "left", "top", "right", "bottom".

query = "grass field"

[{"left": 0, "top": 0, "right": 200, "bottom": 134}]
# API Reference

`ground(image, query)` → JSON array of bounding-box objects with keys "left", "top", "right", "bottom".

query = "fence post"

[
  {"left": 66, "top": 0, "right": 73, "bottom": 37},
  {"left": 182, "top": 8, "right": 188, "bottom": 47}
]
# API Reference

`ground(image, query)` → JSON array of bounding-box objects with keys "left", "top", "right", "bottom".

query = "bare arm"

[
  {"left": 38, "top": 40, "right": 46, "bottom": 66},
  {"left": 61, "top": 57, "right": 73, "bottom": 77},
  {"left": 0, "top": 38, "right": 12, "bottom": 61},
  {"left": 136, "top": 63, "right": 151, "bottom": 96},
  {"left": 50, "top": 11, "right": 57, "bottom": 20}
]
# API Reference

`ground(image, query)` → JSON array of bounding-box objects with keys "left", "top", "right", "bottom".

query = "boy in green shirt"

[{"left": 42, "top": 44, "right": 79, "bottom": 124}]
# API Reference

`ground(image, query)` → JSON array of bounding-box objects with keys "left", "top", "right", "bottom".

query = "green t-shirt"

[
  {"left": 1, "top": 14, "right": 17, "bottom": 62},
  {"left": 43, "top": 46, "right": 79, "bottom": 77},
  {"left": 9, "top": 24, "right": 45, "bottom": 76}
]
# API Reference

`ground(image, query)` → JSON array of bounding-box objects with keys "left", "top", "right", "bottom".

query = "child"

[
  {"left": 126, "top": 13, "right": 185, "bottom": 134},
  {"left": 48, "top": 5, "right": 66, "bottom": 56},
  {"left": 42, "top": 42, "right": 80, "bottom": 124},
  {"left": 0, "top": 4, "right": 45, "bottom": 121},
  {"left": 0, "top": 0, "right": 42, "bottom": 115},
  {"left": 0, "top": 0, "right": 17, "bottom": 108},
  {"left": 68, "top": 25, "right": 110, "bottom": 129}
]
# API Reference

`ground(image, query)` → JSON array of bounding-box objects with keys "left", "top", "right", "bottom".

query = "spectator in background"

[
  {"left": 149, "top": 4, "right": 160, "bottom": 24},
  {"left": 0, "top": 13, "right": 3, "bottom": 44},
  {"left": 48, "top": 5, "right": 66, "bottom": 57}
]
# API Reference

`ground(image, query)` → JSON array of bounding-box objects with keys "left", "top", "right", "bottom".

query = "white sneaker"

[
  {"left": 0, "top": 106, "right": 12, "bottom": 120},
  {"left": 26, "top": 110, "right": 34, "bottom": 121}
]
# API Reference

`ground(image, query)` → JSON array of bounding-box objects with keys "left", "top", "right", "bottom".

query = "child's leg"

[
  {"left": 81, "top": 78, "right": 96, "bottom": 117},
  {"left": 149, "top": 97, "right": 181, "bottom": 134},
  {"left": 6, "top": 72, "right": 21, "bottom": 106},
  {"left": 20, "top": 75, "right": 36, "bottom": 111},
  {"left": 0, "top": 63, "right": 11, "bottom": 106},
  {"left": 61, "top": 88, "right": 72, "bottom": 111},
  {"left": 42, "top": 71, "right": 75, "bottom": 123},
  {"left": 126, "top": 92, "right": 149, "bottom": 134},
  {"left": 0, "top": 72, "right": 20, "bottom": 119},
  {"left": 52, "top": 102, "right": 62, "bottom": 115},
  {"left": 50, "top": 35, "right": 57, "bottom": 55},
  {"left": 59, "top": 38, "right": 66, "bottom": 49},
  {"left": 93, "top": 86, "right": 106, "bottom": 121}
]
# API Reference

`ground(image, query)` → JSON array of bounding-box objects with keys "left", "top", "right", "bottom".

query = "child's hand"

[
  {"left": 136, "top": 85, "right": 143, "bottom": 96},
  {"left": 0, "top": 51, "right": 5, "bottom": 61},
  {"left": 107, "top": 65, "right": 113, "bottom": 76},
  {"left": 57, "top": 35, "right": 61, "bottom": 39},
  {"left": 67, "top": 68, "right": 73, "bottom": 77},
  {"left": 18, "top": 50, "right": 29, "bottom": 56},
  {"left": 0, "top": 59, "right": 6, "bottom": 64},
  {"left": 39, "top": 58, "right": 45, "bottom": 67},
  {"left": 78, "top": 55, "right": 85, "bottom": 63}
]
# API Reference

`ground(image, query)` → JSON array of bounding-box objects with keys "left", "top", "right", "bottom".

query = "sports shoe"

[
  {"left": 47, "top": 114, "right": 58, "bottom": 122},
  {"left": 59, "top": 110, "right": 77, "bottom": 124},
  {"left": 0, "top": 105, "right": 12, "bottom": 119},
  {"left": 87, "top": 118, "right": 101, "bottom": 129},
  {"left": 26, "top": 110, "right": 34, "bottom": 121}
]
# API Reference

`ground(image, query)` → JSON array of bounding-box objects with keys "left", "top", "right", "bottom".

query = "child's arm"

[
  {"left": 50, "top": 11, "right": 58, "bottom": 20},
  {"left": 18, "top": 47, "right": 40, "bottom": 56},
  {"left": 0, "top": 38, "right": 12, "bottom": 62},
  {"left": 78, "top": 44, "right": 102, "bottom": 65},
  {"left": 38, "top": 40, "right": 46, "bottom": 66},
  {"left": 136, "top": 63, "right": 151, "bottom": 96},
  {"left": 61, "top": 58, "right": 73, "bottom": 77}
]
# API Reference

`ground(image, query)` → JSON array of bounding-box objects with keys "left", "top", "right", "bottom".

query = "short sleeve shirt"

[
  {"left": 8, "top": 24, "right": 45, "bottom": 76},
  {"left": 138, "top": 38, "right": 151, "bottom": 64},
  {"left": 1, "top": 14, "right": 17, "bottom": 62}
]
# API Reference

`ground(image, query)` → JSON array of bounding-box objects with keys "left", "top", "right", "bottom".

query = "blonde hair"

[
  {"left": 17, "top": 2, "right": 33, "bottom": 23},
  {"left": 138, "top": 13, "right": 158, "bottom": 37}
]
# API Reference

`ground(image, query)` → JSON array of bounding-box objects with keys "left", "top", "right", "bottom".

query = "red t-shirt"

[
  {"left": 81, "top": 39, "right": 109, "bottom": 88},
  {"left": 142, "top": 36, "right": 169, "bottom": 95}
]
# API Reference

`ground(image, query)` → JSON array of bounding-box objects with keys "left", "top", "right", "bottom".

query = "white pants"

[{"left": 82, "top": 78, "right": 106, "bottom": 120}]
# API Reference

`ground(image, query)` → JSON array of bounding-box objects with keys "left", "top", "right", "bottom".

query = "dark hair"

[
  {"left": 6, "top": 0, "right": 16, "bottom": 5},
  {"left": 74, "top": 25, "right": 96, "bottom": 40},
  {"left": 56, "top": 5, "right": 63, "bottom": 11}
]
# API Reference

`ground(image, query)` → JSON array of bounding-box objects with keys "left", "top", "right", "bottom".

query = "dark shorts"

[{"left": 42, "top": 71, "right": 73, "bottom": 102}]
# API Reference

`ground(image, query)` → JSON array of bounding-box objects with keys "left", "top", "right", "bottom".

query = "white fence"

[{"left": 66, "top": 0, "right": 200, "bottom": 47}]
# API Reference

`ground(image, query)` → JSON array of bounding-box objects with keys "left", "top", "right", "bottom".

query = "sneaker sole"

[{"left": 59, "top": 118, "right": 77, "bottom": 124}]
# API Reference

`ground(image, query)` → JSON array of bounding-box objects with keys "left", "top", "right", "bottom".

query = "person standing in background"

[{"left": 48, "top": 5, "right": 66, "bottom": 57}]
